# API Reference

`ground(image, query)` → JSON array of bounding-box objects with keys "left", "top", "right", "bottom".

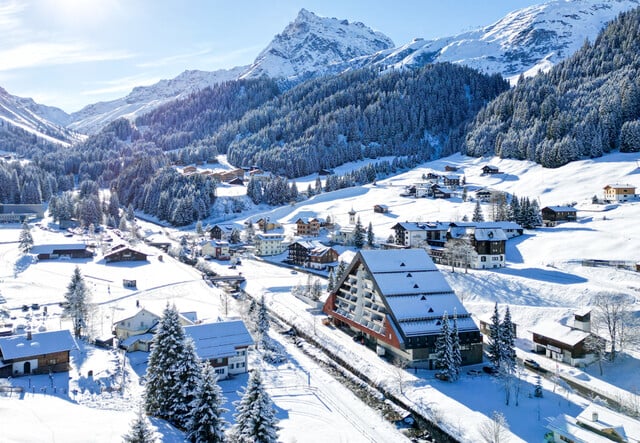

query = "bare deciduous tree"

[
  {"left": 591, "top": 292, "right": 637, "bottom": 361},
  {"left": 479, "top": 411, "right": 510, "bottom": 443}
]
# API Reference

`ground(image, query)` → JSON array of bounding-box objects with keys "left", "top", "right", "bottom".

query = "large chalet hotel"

[{"left": 323, "top": 249, "right": 482, "bottom": 368}]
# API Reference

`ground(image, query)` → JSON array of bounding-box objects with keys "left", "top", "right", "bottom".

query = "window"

[
  {"left": 48, "top": 359, "right": 57, "bottom": 365},
  {"left": 481, "top": 257, "right": 486, "bottom": 262},
  {"left": 215, "top": 368, "right": 225, "bottom": 375}
]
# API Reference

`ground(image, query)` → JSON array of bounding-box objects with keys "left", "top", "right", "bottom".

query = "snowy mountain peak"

[
  {"left": 0, "top": 87, "right": 82, "bottom": 146},
  {"left": 348, "top": 0, "right": 640, "bottom": 80},
  {"left": 240, "top": 9, "right": 395, "bottom": 80}
]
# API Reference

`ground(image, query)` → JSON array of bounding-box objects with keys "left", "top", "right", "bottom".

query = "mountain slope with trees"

[{"left": 464, "top": 6, "right": 640, "bottom": 167}]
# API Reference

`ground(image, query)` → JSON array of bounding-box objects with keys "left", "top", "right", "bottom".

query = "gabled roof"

[
  {"left": 30, "top": 243, "right": 88, "bottom": 254},
  {"left": 352, "top": 250, "right": 477, "bottom": 337},
  {"left": 603, "top": 183, "right": 636, "bottom": 189},
  {"left": 543, "top": 206, "right": 577, "bottom": 213},
  {"left": 473, "top": 228, "right": 508, "bottom": 241},
  {"left": 0, "top": 329, "right": 77, "bottom": 360},
  {"left": 255, "top": 232, "right": 285, "bottom": 241},
  {"left": 529, "top": 322, "right": 589, "bottom": 347},
  {"left": 184, "top": 320, "right": 254, "bottom": 361},
  {"left": 577, "top": 404, "right": 640, "bottom": 441}
]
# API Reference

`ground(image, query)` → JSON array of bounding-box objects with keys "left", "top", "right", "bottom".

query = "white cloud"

[
  {"left": 80, "top": 74, "right": 162, "bottom": 97},
  {"left": 0, "top": 42, "right": 133, "bottom": 71}
]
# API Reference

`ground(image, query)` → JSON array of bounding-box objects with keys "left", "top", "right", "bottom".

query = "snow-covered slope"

[
  {"left": 67, "top": 67, "right": 246, "bottom": 134},
  {"left": 0, "top": 87, "right": 82, "bottom": 147},
  {"left": 344, "top": 0, "right": 640, "bottom": 80},
  {"left": 239, "top": 8, "right": 394, "bottom": 80}
]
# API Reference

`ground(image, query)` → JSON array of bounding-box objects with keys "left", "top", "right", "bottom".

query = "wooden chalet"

[
  {"left": 210, "top": 168, "right": 244, "bottom": 183},
  {"left": 287, "top": 240, "right": 337, "bottom": 269},
  {"left": 442, "top": 175, "right": 460, "bottom": 187},
  {"left": 547, "top": 404, "right": 640, "bottom": 443},
  {"left": 425, "top": 172, "right": 440, "bottom": 180},
  {"left": 444, "top": 165, "right": 459, "bottom": 172},
  {"left": 373, "top": 204, "right": 389, "bottom": 213},
  {"left": 31, "top": 243, "right": 93, "bottom": 260},
  {"left": 0, "top": 329, "right": 77, "bottom": 377},
  {"left": 541, "top": 206, "right": 577, "bottom": 226},
  {"left": 295, "top": 217, "right": 320, "bottom": 237},
  {"left": 481, "top": 165, "right": 501, "bottom": 175},
  {"left": 103, "top": 244, "right": 149, "bottom": 263},
  {"left": 603, "top": 183, "right": 636, "bottom": 203},
  {"left": 227, "top": 176, "right": 245, "bottom": 186},
  {"left": 201, "top": 240, "right": 231, "bottom": 260},
  {"left": 529, "top": 310, "right": 601, "bottom": 367},
  {"left": 255, "top": 218, "right": 282, "bottom": 233},
  {"left": 209, "top": 223, "right": 241, "bottom": 241},
  {"left": 323, "top": 249, "right": 483, "bottom": 368}
]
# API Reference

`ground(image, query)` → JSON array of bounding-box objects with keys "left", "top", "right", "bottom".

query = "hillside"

[{"left": 464, "top": 6, "right": 640, "bottom": 167}]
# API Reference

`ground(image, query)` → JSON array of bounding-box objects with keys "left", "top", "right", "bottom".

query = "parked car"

[
  {"left": 482, "top": 365, "right": 498, "bottom": 375},
  {"left": 466, "top": 369, "right": 482, "bottom": 376},
  {"left": 524, "top": 359, "right": 547, "bottom": 373},
  {"left": 435, "top": 372, "right": 450, "bottom": 381}
]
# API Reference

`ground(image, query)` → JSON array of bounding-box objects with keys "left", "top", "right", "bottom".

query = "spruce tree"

[
  {"left": 122, "top": 408, "right": 156, "bottom": 443},
  {"left": 451, "top": 310, "right": 462, "bottom": 381},
  {"left": 435, "top": 312, "right": 454, "bottom": 381},
  {"left": 472, "top": 200, "right": 485, "bottom": 222},
  {"left": 232, "top": 371, "right": 280, "bottom": 443},
  {"left": 64, "top": 266, "right": 91, "bottom": 338},
  {"left": 187, "top": 364, "right": 227, "bottom": 443},
  {"left": 366, "top": 222, "right": 375, "bottom": 247},
  {"left": 487, "top": 302, "right": 502, "bottom": 369},
  {"left": 18, "top": 221, "right": 34, "bottom": 253},
  {"left": 144, "top": 304, "right": 199, "bottom": 429},
  {"left": 353, "top": 216, "right": 365, "bottom": 248},
  {"left": 499, "top": 306, "right": 516, "bottom": 373}
]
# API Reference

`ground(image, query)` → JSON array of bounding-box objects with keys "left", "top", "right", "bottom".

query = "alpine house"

[{"left": 323, "top": 248, "right": 483, "bottom": 368}]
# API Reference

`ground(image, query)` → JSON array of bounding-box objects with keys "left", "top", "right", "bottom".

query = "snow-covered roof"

[
  {"left": 577, "top": 404, "right": 640, "bottom": 441},
  {"left": 120, "top": 333, "right": 153, "bottom": 348},
  {"left": 30, "top": 243, "right": 88, "bottom": 254},
  {"left": 356, "top": 249, "right": 476, "bottom": 338},
  {"left": 184, "top": 320, "right": 254, "bottom": 361},
  {"left": 544, "top": 206, "right": 577, "bottom": 212},
  {"left": 255, "top": 233, "right": 285, "bottom": 240},
  {"left": 547, "top": 414, "right": 612, "bottom": 443},
  {"left": 529, "top": 322, "right": 589, "bottom": 346},
  {"left": 375, "top": 270, "right": 453, "bottom": 296},
  {"left": 360, "top": 249, "right": 438, "bottom": 273},
  {"left": 604, "top": 183, "right": 636, "bottom": 189},
  {"left": 474, "top": 221, "right": 522, "bottom": 230},
  {"left": 473, "top": 228, "right": 507, "bottom": 241},
  {"left": 0, "top": 329, "right": 77, "bottom": 360}
]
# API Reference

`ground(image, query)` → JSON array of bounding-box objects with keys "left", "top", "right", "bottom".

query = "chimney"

[
  {"left": 27, "top": 330, "right": 32, "bottom": 341},
  {"left": 592, "top": 411, "right": 598, "bottom": 422}
]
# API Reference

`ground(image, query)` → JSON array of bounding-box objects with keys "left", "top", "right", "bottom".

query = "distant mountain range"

[{"left": 1, "top": 0, "right": 638, "bottom": 140}]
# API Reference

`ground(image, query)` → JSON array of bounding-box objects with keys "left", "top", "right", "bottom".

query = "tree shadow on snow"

[{"left": 494, "top": 267, "right": 587, "bottom": 284}]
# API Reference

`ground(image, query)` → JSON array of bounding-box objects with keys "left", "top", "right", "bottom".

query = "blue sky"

[{"left": 0, "top": 0, "right": 542, "bottom": 112}]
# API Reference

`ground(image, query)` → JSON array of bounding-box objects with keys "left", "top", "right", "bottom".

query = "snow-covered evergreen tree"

[
  {"left": 327, "top": 268, "right": 336, "bottom": 293},
  {"left": 353, "top": 216, "right": 365, "bottom": 248},
  {"left": 435, "top": 312, "right": 455, "bottom": 381},
  {"left": 451, "top": 310, "right": 462, "bottom": 381},
  {"left": 499, "top": 306, "right": 516, "bottom": 373},
  {"left": 63, "top": 266, "right": 91, "bottom": 338},
  {"left": 472, "top": 200, "right": 485, "bottom": 222},
  {"left": 487, "top": 302, "right": 502, "bottom": 369},
  {"left": 366, "top": 222, "right": 374, "bottom": 247},
  {"left": 144, "top": 304, "right": 199, "bottom": 429},
  {"left": 257, "top": 295, "right": 270, "bottom": 339},
  {"left": 122, "top": 408, "right": 156, "bottom": 443},
  {"left": 18, "top": 221, "right": 33, "bottom": 253},
  {"left": 232, "top": 371, "right": 280, "bottom": 443},
  {"left": 186, "top": 364, "right": 227, "bottom": 443}
]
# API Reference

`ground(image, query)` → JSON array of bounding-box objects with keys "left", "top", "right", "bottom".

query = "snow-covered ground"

[{"left": 1, "top": 151, "right": 640, "bottom": 442}]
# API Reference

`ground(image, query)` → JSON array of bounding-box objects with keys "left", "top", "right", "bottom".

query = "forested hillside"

[
  {"left": 464, "top": 7, "right": 640, "bottom": 167},
  {"left": 210, "top": 64, "right": 508, "bottom": 177}
]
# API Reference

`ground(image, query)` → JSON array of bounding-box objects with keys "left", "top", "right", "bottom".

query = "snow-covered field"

[{"left": 1, "top": 151, "right": 640, "bottom": 442}]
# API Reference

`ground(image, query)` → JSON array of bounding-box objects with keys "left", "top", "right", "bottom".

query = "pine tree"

[
  {"left": 232, "top": 371, "right": 280, "bottom": 443},
  {"left": 487, "top": 302, "right": 502, "bottom": 369},
  {"left": 353, "top": 216, "right": 365, "bottom": 248},
  {"left": 327, "top": 268, "right": 336, "bottom": 292},
  {"left": 435, "top": 312, "right": 454, "bottom": 381},
  {"left": 18, "top": 221, "right": 33, "bottom": 253},
  {"left": 186, "top": 364, "right": 227, "bottom": 443},
  {"left": 366, "top": 222, "right": 375, "bottom": 247},
  {"left": 472, "top": 200, "right": 485, "bottom": 222},
  {"left": 122, "top": 408, "right": 156, "bottom": 443},
  {"left": 499, "top": 306, "right": 516, "bottom": 373},
  {"left": 257, "top": 295, "right": 270, "bottom": 341},
  {"left": 64, "top": 266, "right": 91, "bottom": 338},
  {"left": 144, "top": 304, "right": 199, "bottom": 429},
  {"left": 451, "top": 310, "right": 462, "bottom": 381}
]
